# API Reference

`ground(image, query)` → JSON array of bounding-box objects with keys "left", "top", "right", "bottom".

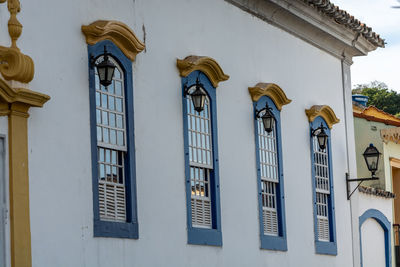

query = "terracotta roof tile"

[{"left": 304, "top": 0, "right": 385, "bottom": 47}]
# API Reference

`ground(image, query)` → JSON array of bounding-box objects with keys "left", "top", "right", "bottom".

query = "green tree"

[{"left": 352, "top": 81, "right": 400, "bottom": 116}]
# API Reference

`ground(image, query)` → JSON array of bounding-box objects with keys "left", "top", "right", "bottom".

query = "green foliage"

[{"left": 352, "top": 81, "right": 400, "bottom": 115}]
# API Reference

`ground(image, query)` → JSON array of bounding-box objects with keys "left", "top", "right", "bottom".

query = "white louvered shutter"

[
  {"left": 258, "top": 118, "right": 279, "bottom": 236},
  {"left": 313, "top": 136, "right": 330, "bottom": 241},
  {"left": 187, "top": 96, "right": 213, "bottom": 228},
  {"left": 95, "top": 58, "right": 127, "bottom": 222}
]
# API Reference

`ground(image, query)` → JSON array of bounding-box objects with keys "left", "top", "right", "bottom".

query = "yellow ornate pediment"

[
  {"left": 248, "top": 83, "right": 291, "bottom": 110},
  {"left": 305, "top": 105, "right": 340, "bottom": 129},
  {"left": 82, "top": 20, "right": 145, "bottom": 61},
  {"left": 176, "top": 56, "right": 229, "bottom": 88}
]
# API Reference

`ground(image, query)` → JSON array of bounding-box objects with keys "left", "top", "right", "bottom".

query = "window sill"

[
  {"left": 260, "top": 235, "right": 287, "bottom": 251},
  {"left": 315, "top": 240, "right": 337, "bottom": 255},
  {"left": 188, "top": 227, "right": 222, "bottom": 246},
  {"left": 94, "top": 220, "right": 138, "bottom": 239}
]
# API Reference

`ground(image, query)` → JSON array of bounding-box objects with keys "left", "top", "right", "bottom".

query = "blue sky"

[{"left": 333, "top": 0, "right": 400, "bottom": 91}]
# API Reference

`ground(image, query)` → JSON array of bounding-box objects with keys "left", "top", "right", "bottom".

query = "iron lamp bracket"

[{"left": 346, "top": 172, "right": 379, "bottom": 200}]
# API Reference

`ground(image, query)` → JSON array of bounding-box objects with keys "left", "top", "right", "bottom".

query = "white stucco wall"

[
  {"left": 353, "top": 117, "right": 396, "bottom": 190},
  {"left": 4, "top": 0, "right": 362, "bottom": 266}
]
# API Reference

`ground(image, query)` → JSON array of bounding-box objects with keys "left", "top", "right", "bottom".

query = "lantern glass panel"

[
  {"left": 191, "top": 87, "right": 206, "bottom": 113},
  {"left": 106, "top": 66, "right": 115, "bottom": 85},
  {"left": 261, "top": 111, "right": 274, "bottom": 133},
  {"left": 97, "top": 65, "right": 107, "bottom": 85},
  {"left": 317, "top": 132, "right": 328, "bottom": 150},
  {"left": 365, "top": 156, "right": 378, "bottom": 172},
  {"left": 363, "top": 144, "right": 380, "bottom": 174}
]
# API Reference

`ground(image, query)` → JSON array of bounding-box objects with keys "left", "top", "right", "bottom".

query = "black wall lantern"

[
  {"left": 311, "top": 123, "right": 328, "bottom": 150},
  {"left": 256, "top": 103, "right": 275, "bottom": 133},
  {"left": 90, "top": 46, "right": 116, "bottom": 87},
  {"left": 346, "top": 143, "right": 381, "bottom": 200},
  {"left": 184, "top": 78, "right": 207, "bottom": 113}
]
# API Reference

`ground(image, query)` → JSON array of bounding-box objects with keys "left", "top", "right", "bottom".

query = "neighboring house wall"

[
  {"left": 353, "top": 117, "right": 396, "bottom": 189},
  {"left": 383, "top": 141, "right": 400, "bottom": 192}
]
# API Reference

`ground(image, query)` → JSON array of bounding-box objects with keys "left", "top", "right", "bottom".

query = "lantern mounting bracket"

[
  {"left": 346, "top": 172, "right": 379, "bottom": 200},
  {"left": 311, "top": 123, "right": 326, "bottom": 136},
  {"left": 89, "top": 46, "right": 111, "bottom": 68},
  {"left": 255, "top": 103, "right": 272, "bottom": 119},
  {"left": 183, "top": 76, "right": 204, "bottom": 96}
]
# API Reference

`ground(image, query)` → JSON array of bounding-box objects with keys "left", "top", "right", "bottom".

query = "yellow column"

[{"left": 8, "top": 102, "right": 31, "bottom": 267}]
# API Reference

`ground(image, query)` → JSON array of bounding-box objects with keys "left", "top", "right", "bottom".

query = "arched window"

[
  {"left": 88, "top": 40, "right": 138, "bottom": 239},
  {"left": 254, "top": 96, "right": 287, "bottom": 251},
  {"left": 310, "top": 116, "right": 336, "bottom": 254},
  {"left": 182, "top": 71, "right": 222, "bottom": 246}
]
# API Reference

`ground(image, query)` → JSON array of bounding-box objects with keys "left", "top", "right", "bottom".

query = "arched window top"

[
  {"left": 254, "top": 95, "right": 281, "bottom": 121},
  {"left": 182, "top": 70, "right": 216, "bottom": 100},
  {"left": 311, "top": 116, "right": 331, "bottom": 136}
]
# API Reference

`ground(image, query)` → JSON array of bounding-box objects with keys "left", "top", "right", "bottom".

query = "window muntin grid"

[
  {"left": 313, "top": 136, "right": 330, "bottom": 241},
  {"left": 187, "top": 95, "right": 213, "bottom": 228},
  {"left": 187, "top": 97, "right": 213, "bottom": 168},
  {"left": 95, "top": 57, "right": 127, "bottom": 222},
  {"left": 258, "top": 117, "right": 279, "bottom": 236},
  {"left": 95, "top": 57, "right": 126, "bottom": 151}
]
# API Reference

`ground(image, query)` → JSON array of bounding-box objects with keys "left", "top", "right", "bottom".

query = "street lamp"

[
  {"left": 346, "top": 143, "right": 381, "bottom": 200},
  {"left": 256, "top": 103, "right": 275, "bottom": 134},
  {"left": 90, "top": 46, "right": 116, "bottom": 87},
  {"left": 363, "top": 143, "right": 380, "bottom": 176},
  {"left": 184, "top": 78, "right": 207, "bottom": 113}
]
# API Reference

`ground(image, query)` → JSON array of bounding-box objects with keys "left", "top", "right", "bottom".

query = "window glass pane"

[
  {"left": 116, "top": 98, "right": 122, "bottom": 112},
  {"left": 102, "top": 93, "right": 107, "bottom": 109},
  {"left": 117, "top": 131, "right": 124, "bottom": 146},
  {"left": 115, "top": 81, "right": 122, "bottom": 95},
  {"left": 109, "top": 96, "right": 115, "bottom": 111},
  {"left": 116, "top": 115, "right": 123, "bottom": 129},
  {"left": 109, "top": 113, "right": 116, "bottom": 127}
]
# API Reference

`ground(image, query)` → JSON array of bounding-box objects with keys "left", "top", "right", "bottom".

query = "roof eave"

[{"left": 226, "top": 0, "right": 383, "bottom": 64}]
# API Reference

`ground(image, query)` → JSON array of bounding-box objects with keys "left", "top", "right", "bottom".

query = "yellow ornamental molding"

[
  {"left": 176, "top": 56, "right": 229, "bottom": 88},
  {"left": 0, "top": 0, "right": 35, "bottom": 83},
  {"left": 82, "top": 20, "right": 145, "bottom": 61},
  {"left": 248, "top": 83, "right": 291, "bottom": 110},
  {"left": 305, "top": 105, "right": 340, "bottom": 129},
  {"left": 0, "top": 78, "right": 49, "bottom": 109},
  {"left": 0, "top": 47, "right": 34, "bottom": 83}
]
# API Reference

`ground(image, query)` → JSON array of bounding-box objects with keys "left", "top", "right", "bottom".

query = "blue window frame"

[
  {"left": 253, "top": 96, "right": 287, "bottom": 251},
  {"left": 310, "top": 117, "right": 336, "bottom": 255},
  {"left": 182, "top": 70, "right": 222, "bottom": 246},
  {"left": 88, "top": 40, "right": 138, "bottom": 239}
]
